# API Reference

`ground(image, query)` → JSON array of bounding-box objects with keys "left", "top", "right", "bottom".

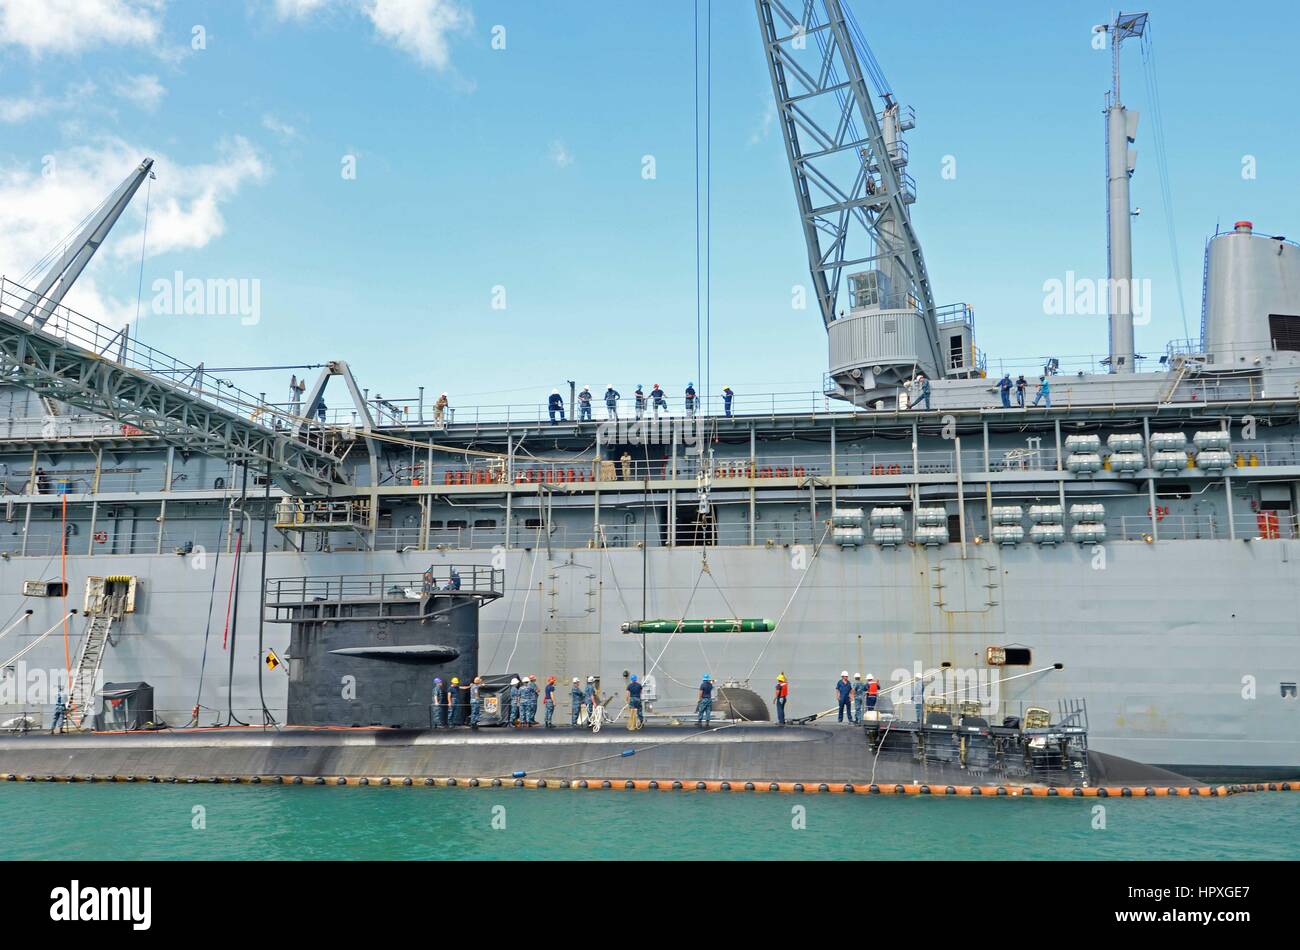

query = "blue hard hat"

[
  {"left": 702, "top": 673, "right": 710, "bottom": 681},
  {"left": 630, "top": 674, "right": 638, "bottom": 682},
  {"left": 434, "top": 678, "right": 442, "bottom": 684}
]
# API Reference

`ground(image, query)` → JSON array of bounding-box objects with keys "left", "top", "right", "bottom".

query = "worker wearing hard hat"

[
  {"left": 695, "top": 673, "right": 714, "bottom": 728},
  {"left": 583, "top": 675, "right": 597, "bottom": 721},
  {"left": 525, "top": 674, "right": 539, "bottom": 725},
  {"left": 650, "top": 384, "right": 666, "bottom": 417},
  {"left": 722, "top": 386, "right": 734, "bottom": 417},
  {"left": 577, "top": 385, "right": 593, "bottom": 422},
  {"left": 626, "top": 674, "right": 644, "bottom": 731},
  {"left": 543, "top": 676, "right": 557, "bottom": 729},
  {"left": 604, "top": 385, "right": 620, "bottom": 420},
  {"left": 866, "top": 674, "right": 880, "bottom": 712},
  {"left": 836, "top": 671, "right": 853, "bottom": 723},
  {"left": 684, "top": 382, "right": 697, "bottom": 417},
  {"left": 852, "top": 673, "right": 866, "bottom": 723},
  {"left": 773, "top": 673, "right": 789, "bottom": 725},
  {"left": 506, "top": 677, "right": 522, "bottom": 727},
  {"left": 569, "top": 677, "right": 584, "bottom": 727},
  {"left": 547, "top": 388, "right": 565, "bottom": 425},
  {"left": 634, "top": 385, "right": 646, "bottom": 419},
  {"left": 431, "top": 677, "right": 447, "bottom": 729}
]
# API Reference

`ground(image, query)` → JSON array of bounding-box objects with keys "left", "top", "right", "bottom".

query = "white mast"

[{"left": 1100, "top": 12, "right": 1147, "bottom": 374}]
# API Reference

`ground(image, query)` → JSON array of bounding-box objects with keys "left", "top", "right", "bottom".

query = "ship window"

[
  {"left": 1001, "top": 648, "right": 1032, "bottom": 666},
  {"left": 1268, "top": 314, "right": 1300, "bottom": 352},
  {"left": 1156, "top": 483, "right": 1191, "bottom": 500},
  {"left": 523, "top": 518, "right": 543, "bottom": 529},
  {"left": 446, "top": 520, "right": 468, "bottom": 530},
  {"left": 473, "top": 519, "right": 496, "bottom": 529},
  {"left": 428, "top": 520, "right": 444, "bottom": 529}
]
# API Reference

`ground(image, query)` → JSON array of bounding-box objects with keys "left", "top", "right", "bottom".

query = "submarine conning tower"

[
  {"left": 1201, "top": 220, "right": 1300, "bottom": 369},
  {"left": 265, "top": 566, "right": 503, "bottom": 728}
]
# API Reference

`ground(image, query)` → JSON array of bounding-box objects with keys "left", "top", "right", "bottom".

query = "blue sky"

[{"left": 2, "top": 0, "right": 1298, "bottom": 413}]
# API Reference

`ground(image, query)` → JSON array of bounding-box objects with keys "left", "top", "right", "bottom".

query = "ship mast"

[{"left": 1100, "top": 11, "right": 1148, "bottom": 374}]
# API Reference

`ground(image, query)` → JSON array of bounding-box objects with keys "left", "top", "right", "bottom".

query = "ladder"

[
  {"left": 1159, "top": 359, "right": 1190, "bottom": 405},
  {"left": 66, "top": 614, "right": 113, "bottom": 730}
]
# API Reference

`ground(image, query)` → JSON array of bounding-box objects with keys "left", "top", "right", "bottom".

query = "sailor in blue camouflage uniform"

[
  {"left": 852, "top": 673, "right": 865, "bottom": 724},
  {"left": 583, "top": 675, "right": 597, "bottom": 721},
  {"left": 431, "top": 677, "right": 447, "bottom": 728},
  {"left": 570, "top": 677, "right": 584, "bottom": 726}
]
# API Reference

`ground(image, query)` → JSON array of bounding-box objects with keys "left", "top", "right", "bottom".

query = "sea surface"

[{"left": 2, "top": 785, "right": 1297, "bottom": 860}]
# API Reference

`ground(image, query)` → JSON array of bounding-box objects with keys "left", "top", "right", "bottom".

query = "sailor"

[
  {"left": 506, "top": 677, "right": 521, "bottom": 727},
  {"left": 722, "top": 386, "right": 734, "bottom": 417},
  {"left": 651, "top": 384, "right": 667, "bottom": 417},
  {"left": 634, "top": 385, "right": 647, "bottom": 419},
  {"left": 526, "top": 674, "right": 539, "bottom": 725},
  {"left": 998, "top": 374, "right": 1012, "bottom": 408},
  {"left": 448, "top": 568, "right": 461, "bottom": 591},
  {"left": 50, "top": 688, "right": 66, "bottom": 735},
  {"left": 316, "top": 399, "right": 328, "bottom": 424},
  {"left": 1032, "top": 375, "right": 1052, "bottom": 408},
  {"left": 684, "top": 382, "right": 697, "bottom": 417},
  {"left": 696, "top": 673, "right": 714, "bottom": 728},
  {"left": 866, "top": 673, "right": 880, "bottom": 712},
  {"left": 289, "top": 375, "right": 305, "bottom": 414},
  {"left": 626, "top": 674, "right": 644, "bottom": 730},
  {"left": 578, "top": 385, "right": 593, "bottom": 422},
  {"left": 584, "top": 675, "right": 597, "bottom": 720},
  {"left": 620, "top": 450, "right": 633, "bottom": 481},
  {"left": 1015, "top": 375, "right": 1027, "bottom": 407},
  {"left": 570, "top": 677, "right": 584, "bottom": 726},
  {"left": 773, "top": 673, "right": 789, "bottom": 725},
  {"left": 543, "top": 675, "right": 557, "bottom": 728},
  {"left": 604, "top": 385, "right": 620, "bottom": 420},
  {"left": 447, "top": 676, "right": 462, "bottom": 727},
  {"left": 835, "top": 671, "right": 853, "bottom": 723},
  {"left": 548, "top": 388, "right": 565, "bottom": 425},
  {"left": 431, "top": 677, "right": 447, "bottom": 729},
  {"left": 852, "top": 672, "right": 866, "bottom": 723},
  {"left": 468, "top": 676, "right": 483, "bottom": 728},
  {"left": 912, "top": 374, "right": 931, "bottom": 411},
  {"left": 434, "top": 392, "right": 449, "bottom": 427}
]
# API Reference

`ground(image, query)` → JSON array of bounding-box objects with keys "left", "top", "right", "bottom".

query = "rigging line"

[
  {"left": 498, "top": 522, "right": 545, "bottom": 673},
  {"left": 694, "top": 0, "right": 702, "bottom": 404},
  {"left": 190, "top": 518, "right": 226, "bottom": 723},
  {"left": 131, "top": 175, "right": 153, "bottom": 338},
  {"left": 745, "top": 521, "right": 831, "bottom": 680},
  {"left": 1140, "top": 26, "right": 1190, "bottom": 341},
  {"left": 643, "top": 566, "right": 707, "bottom": 681}
]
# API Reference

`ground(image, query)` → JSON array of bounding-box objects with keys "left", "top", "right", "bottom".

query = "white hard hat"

[
  {"left": 854, "top": 673, "right": 861, "bottom": 679},
  {"left": 572, "top": 677, "right": 580, "bottom": 683},
  {"left": 510, "top": 678, "right": 519, "bottom": 685},
  {"left": 583, "top": 384, "right": 591, "bottom": 390},
  {"left": 552, "top": 388, "right": 559, "bottom": 394},
  {"left": 587, "top": 675, "right": 595, "bottom": 683},
  {"left": 867, "top": 673, "right": 876, "bottom": 680},
  {"left": 607, "top": 384, "right": 613, "bottom": 389},
  {"left": 840, "top": 670, "right": 849, "bottom": 677}
]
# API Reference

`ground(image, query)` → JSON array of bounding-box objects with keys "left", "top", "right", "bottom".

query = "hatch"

[{"left": 83, "top": 575, "right": 137, "bottom": 617}]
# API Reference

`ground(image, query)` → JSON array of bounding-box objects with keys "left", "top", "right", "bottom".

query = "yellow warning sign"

[{"left": 266, "top": 649, "right": 282, "bottom": 672}]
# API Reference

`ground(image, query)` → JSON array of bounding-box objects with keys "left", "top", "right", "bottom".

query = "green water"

[{"left": 2, "top": 786, "right": 1295, "bottom": 860}]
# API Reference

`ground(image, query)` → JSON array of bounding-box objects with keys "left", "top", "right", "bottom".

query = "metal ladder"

[
  {"left": 66, "top": 614, "right": 113, "bottom": 730},
  {"left": 1159, "top": 359, "right": 1189, "bottom": 405}
]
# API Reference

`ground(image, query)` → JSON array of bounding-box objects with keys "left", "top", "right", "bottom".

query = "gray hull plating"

[{"left": 1, "top": 539, "right": 1296, "bottom": 780}]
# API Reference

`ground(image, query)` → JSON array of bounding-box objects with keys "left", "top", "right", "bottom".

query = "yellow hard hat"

[
  {"left": 777, "top": 674, "right": 786, "bottom": 682},
  {"left": 451, "top": 677, "right": 459, "bottom": 684}
]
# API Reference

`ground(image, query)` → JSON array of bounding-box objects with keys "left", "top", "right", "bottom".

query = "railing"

[
  {"left": 0, "top": 277, "right": 285, "bottom": 431},
  {"left": 264, "top": 567, "right": 505, "bottom": 613}
]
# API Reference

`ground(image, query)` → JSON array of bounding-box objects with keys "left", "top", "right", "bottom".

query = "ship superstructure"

[{"left": 0, "top": 7, "right": 1297, "bottom": 780}]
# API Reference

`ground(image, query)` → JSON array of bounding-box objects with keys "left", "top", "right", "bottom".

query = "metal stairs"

[{"left": 66, "top": 614, "right": 113, "bottom": 730}]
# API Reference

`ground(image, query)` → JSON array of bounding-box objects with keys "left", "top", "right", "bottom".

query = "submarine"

[{"left": 0, "top": 565, "right": 1275, "bottom": 796}]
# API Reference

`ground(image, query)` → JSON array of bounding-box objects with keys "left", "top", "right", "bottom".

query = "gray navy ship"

[{"left": 0, "top": 6, "right": 1297, "bottom": 782}]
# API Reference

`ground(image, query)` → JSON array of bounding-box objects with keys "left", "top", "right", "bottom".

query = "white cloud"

[
  {"left": 0, "top": 82, "right": 99, "bottom": 124},
  {"left": 113, "top": 74, "right": 167, "bottom": 111},
  {"left": 0, "top": 95, "right": 44, "bottom": 124},
  {"left": 749, "top": 100, "right": 777, "bottom": 147},
  {"left": 0, "top": 137, "right": 268, "bottom": 328},
  {"left": 261, "top": 113, "right": 300, "bottom": 140},
  {"left": 0, "top": 0, "right": 163, "bottom": 56},
  {"left": 273, "top": 0, "right": 472, "bottom": 70},
  {"left": 548, "top": 140, "right": 574, "bottom": 169}
]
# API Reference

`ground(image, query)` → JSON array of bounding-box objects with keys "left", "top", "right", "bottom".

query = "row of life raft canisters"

[
  {"left": 831, "top": 503, "right": 1107, "bottom": 548},
  {"left": 1064, "top": 431, "right": 1236, "bottom": 476}
]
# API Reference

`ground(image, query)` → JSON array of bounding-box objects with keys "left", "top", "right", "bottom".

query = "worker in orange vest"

[
  {"left": 774, "top": 673, "right": 789, "bottom": 725},
  {"left": 865, "top": 673, "right": 880, "bottom": 712}
]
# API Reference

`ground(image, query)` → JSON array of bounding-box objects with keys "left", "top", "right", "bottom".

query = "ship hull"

[{"left": 1, "top": 540, "right": 1296, "bottom": 781}]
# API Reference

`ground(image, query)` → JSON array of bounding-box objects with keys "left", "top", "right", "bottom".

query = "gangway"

[
  {"left": 65, "top": 614, "right": 113, "bottom": 730},
  {"left": 0, "top": 276, "right": 348, "bottom": 495}
]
